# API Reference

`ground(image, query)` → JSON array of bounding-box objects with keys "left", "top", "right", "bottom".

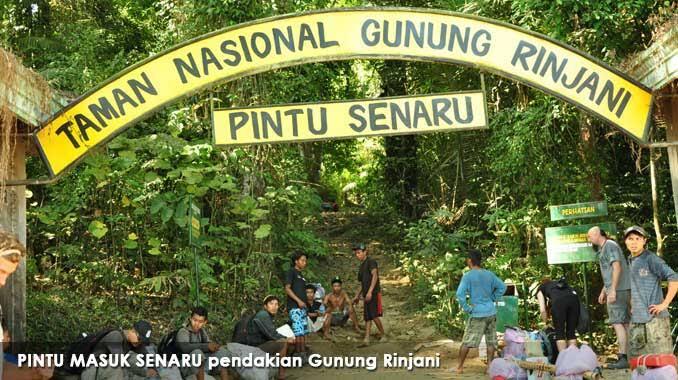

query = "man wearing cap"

[
  {"left": 322, "top": 276, "right": 361, "bottom": 340},
  {"left": 352, "top": 243, "right": 386, "bottom": 346},
  {"left": 80, "top": 320, "right": 158, "bottom": 380},
  {"left": 454, "top": 249, "right": 506, "bottom": 374},
  {"left": 176, "top": 306, "right": 231, "bottom": 380},
  {"left": 587, "top": 226, "right": 631, "bottom": 369},
  {"left": 0, "top": 229, "right": 28, "bottom": 380},
  {"left": 624, "top": 226, "right": 678, "bottom": 356}
]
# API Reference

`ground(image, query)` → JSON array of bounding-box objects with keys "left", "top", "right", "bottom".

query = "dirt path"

[
  {"left": 284, "top": 210, "right": 633, "bottom": 379},
  {"left": 284, "top": 210, "right": 488, "bottom": 379}
]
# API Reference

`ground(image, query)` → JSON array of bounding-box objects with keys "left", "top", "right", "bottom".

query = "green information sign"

[
  {"left": 549, "top": 201, "right": 608, "bottom": 221},
  {"left": 545, "top": 222, "right": 616, "bottom": 264}
]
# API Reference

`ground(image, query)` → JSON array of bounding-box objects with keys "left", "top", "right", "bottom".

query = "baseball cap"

[
  {"left": 133, "top": 320, "right": 152, "bottom": 345},
  {"left": 331, "top": 276, "right": 342, "bottom": 285},
  {"left": 352, "top": 243, "right": 366, "bottom": 251},
  {"left": 623, "top": 226, "right": 648, "bottom": 239}
]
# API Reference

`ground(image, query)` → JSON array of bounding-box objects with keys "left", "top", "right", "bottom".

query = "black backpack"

[
  {"left": 539, "top": 327, "right": 559, "bottom": 364},
  {"left": 231, "top": 314, "right": 254, "bottom": 345},
  {"left": 62, "top": 328, "right": 119, "bottom": 374},
  {"left": 158, "top": 329, "right": 181, "bottom": 355}
]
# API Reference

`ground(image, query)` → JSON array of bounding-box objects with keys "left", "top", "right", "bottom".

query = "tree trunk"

[{"left": 378, "top": 61, "right": 420, "bottom": 219}]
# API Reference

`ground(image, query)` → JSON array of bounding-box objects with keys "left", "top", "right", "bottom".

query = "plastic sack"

[
  {"left": 632, "top": 365, "right": 678, "bottom": 380},
  {"left": 489, "top": 357, "right": 528, "bottom": 380},
  {"left": 503, "top": 327, "right": 528, "bottom": 359},
  {"left": 555, "top": 345, "right": 598, "bottom": 378},
  {"left": 311, "top": 282, "right": 325, "bottom": 302}
]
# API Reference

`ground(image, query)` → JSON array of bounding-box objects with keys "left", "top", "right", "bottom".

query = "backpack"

[
  {"left": 539, "top": 327, "right": 559, "bottom": 364},
  {"left": 231, "top": 314, "right": 255, "bottom": 345},
  {"left": 311, "top": 283, "right": 325, "bottom": 302},
  {"left": 577, "top": 301, "right": 591, "bottom": 334},
  {"left": 158, "top": 329, "right": 181, "bottom": 355},
  {"left": 61, "top": 328, "right": 119, "bottom": 374}
]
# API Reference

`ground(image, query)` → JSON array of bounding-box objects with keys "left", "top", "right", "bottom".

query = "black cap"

[
  {"left": 352, "top": 243, "right": 366, "bottom": 251},
  {"left": 133, "top": 320, "right": 152, "bottom": 345},
  {"left": 305, "top": 284, "right": 317, "bottom": 291},
  {"left": 331, "top": 276, "right": 342, "bottom": 285},
  {"left": 624, "top": 226, "right": 648, "bottom": 239}
]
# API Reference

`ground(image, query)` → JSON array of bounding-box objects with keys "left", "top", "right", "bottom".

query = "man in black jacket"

[{"left": 248, "top": 295, "right": 295, "bottom": 380}]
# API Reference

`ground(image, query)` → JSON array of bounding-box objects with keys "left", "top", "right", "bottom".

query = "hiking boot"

[{"left": 607, "top": 356, "right": 630, "bottom": 369}]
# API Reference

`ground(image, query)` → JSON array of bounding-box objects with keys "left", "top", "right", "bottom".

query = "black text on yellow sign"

[
  {"left": 34, "top": 8, "right": 652, "bottom": 177},
  {"left": 212, "top": 92, "right": 487, "bottom": 145}
]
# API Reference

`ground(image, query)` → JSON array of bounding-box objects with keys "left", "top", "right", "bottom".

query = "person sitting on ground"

[
  {"left": 80, "top": 320, "right": 157, "bottom": 380},
  {"left": 305, "top": 284, "right": 323, "bottom": 323},
  {"left": 536, "top": 277, "right": 581, "bottom": 352},
  {"left": 322, "top": 276, "right": 361, "bottom": 339},
  {"left": 454, "top": 249, "right": 506, "bottom": 374},
  {"left": 2, "top": 320, "right": 53, "bottom": 380},
  {"left": 175, "top": 306, "right": 231, "bottom": 380},
  {"left": 248, "top": 295, "right": 295, "bottom": 380}
]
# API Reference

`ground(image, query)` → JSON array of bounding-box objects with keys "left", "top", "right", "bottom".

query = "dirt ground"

[{"left": 282, "top": 211, "right": 634, "bottom": 379}]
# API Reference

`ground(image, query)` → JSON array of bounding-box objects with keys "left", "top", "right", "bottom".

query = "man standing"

[
  {"left": 0, "top": 229, "right": 27, "bottom": 380},
  {"left": 284, "top": 252, "right": 309, "bottom": 358},
  {"left": 624, "top": 226, "right": 678, "bottom": 356},
  {"left": 587, "top": 226, "right": 631, "bottom": 369},
  {"left": 352, "top": 243, "right": 386, "bottom": 346},
  {"left": 454, "top": 249, "right": 506, "bottom": 374}
]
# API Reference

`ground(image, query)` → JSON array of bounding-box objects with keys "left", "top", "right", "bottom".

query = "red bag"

[{"left": 631, "top": 354, "right": 677, "bottom": 370}]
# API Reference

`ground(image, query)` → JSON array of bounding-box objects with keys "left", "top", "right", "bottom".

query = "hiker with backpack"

[
  {"left": 238, "top": 295, "right": 295, "bottom": 380},
  {"left": 75, "top": 320, "right": 157, "bottom": 380},
  {"left": 536, "top": 278, "right": 581, "bottom": 352},
  {"left": 587, "top": 226, "right": 632, "bottom": 369},
  {"left": 175, "top": 306, "right": 232, "bottom": 380},
  {"left": 623, "top": 226, "right": 678, "bottom": 356}
]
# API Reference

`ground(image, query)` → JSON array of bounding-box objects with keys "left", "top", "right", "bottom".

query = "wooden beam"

[{"left": 0, "top": 138, "right": 27, "bottom": 350}]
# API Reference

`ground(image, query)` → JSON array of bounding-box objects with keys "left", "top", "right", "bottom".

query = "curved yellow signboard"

[{"left": 35, "top": 8, "right": 653, "bottom": 176}]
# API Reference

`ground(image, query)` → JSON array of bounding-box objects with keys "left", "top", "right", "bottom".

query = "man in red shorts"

[{"left": 352, "top": 243, "right": 386, "bottom": 346}]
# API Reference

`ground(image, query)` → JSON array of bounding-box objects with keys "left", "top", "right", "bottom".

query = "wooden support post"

[
  {"left": 664, "top": 95, "right": 678, "bottom": 228},
  {"left": 0, "top": 137, "right": 27, "bottom": 350}
]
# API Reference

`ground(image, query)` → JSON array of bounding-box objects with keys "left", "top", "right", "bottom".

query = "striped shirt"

[{"left": 629, "top": 250, "right": 678, "bottom": 324}]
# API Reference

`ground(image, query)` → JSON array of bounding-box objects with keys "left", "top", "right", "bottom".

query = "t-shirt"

[
  {"left": 455, "top": 268, "right": 507, "bottom": 318},
  {"left": 285, "top": 268, "right": 307, "bottom": 310},
  {"left": 538, "top": 281, "right": 578, "bottom": 302},
  {"left": 358, "top": 258, "right": 380, "bottom": 295},
  {"left": 597, "top": 239, "right": 631, "bottom": 291},
  {"left": 307, "top": 301, "right": 323, "bottom": 321},
  {"left": 630, "top": 250, "right": 678, "bottom": 323}
]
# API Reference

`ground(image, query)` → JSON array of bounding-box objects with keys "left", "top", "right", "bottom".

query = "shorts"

[
  {"left": 606, "top": 289, "right": 631, "bottom": 324},
  {"left": 331, "top": 310, "right": 349, "bottom": 326},
  {"left": 289, "top": 308, "right": 309, "bottom": 337},
  {"left": 364, "top": 292, "right": 383, "bottom": 321},
  {"left": 630, "top": 317, "right": 673, "bottom": 356},
  {"left": 461, "top": 315, "right": 497, "bottom": 348}
]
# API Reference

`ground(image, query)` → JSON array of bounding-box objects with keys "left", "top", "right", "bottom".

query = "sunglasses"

[{"left": 0, "top": 249, "right": 22, "bottom": 263}]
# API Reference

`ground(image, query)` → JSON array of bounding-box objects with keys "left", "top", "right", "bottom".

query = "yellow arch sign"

[{"left": 35, "top": 8, "right": 653, "bottom": 177}]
